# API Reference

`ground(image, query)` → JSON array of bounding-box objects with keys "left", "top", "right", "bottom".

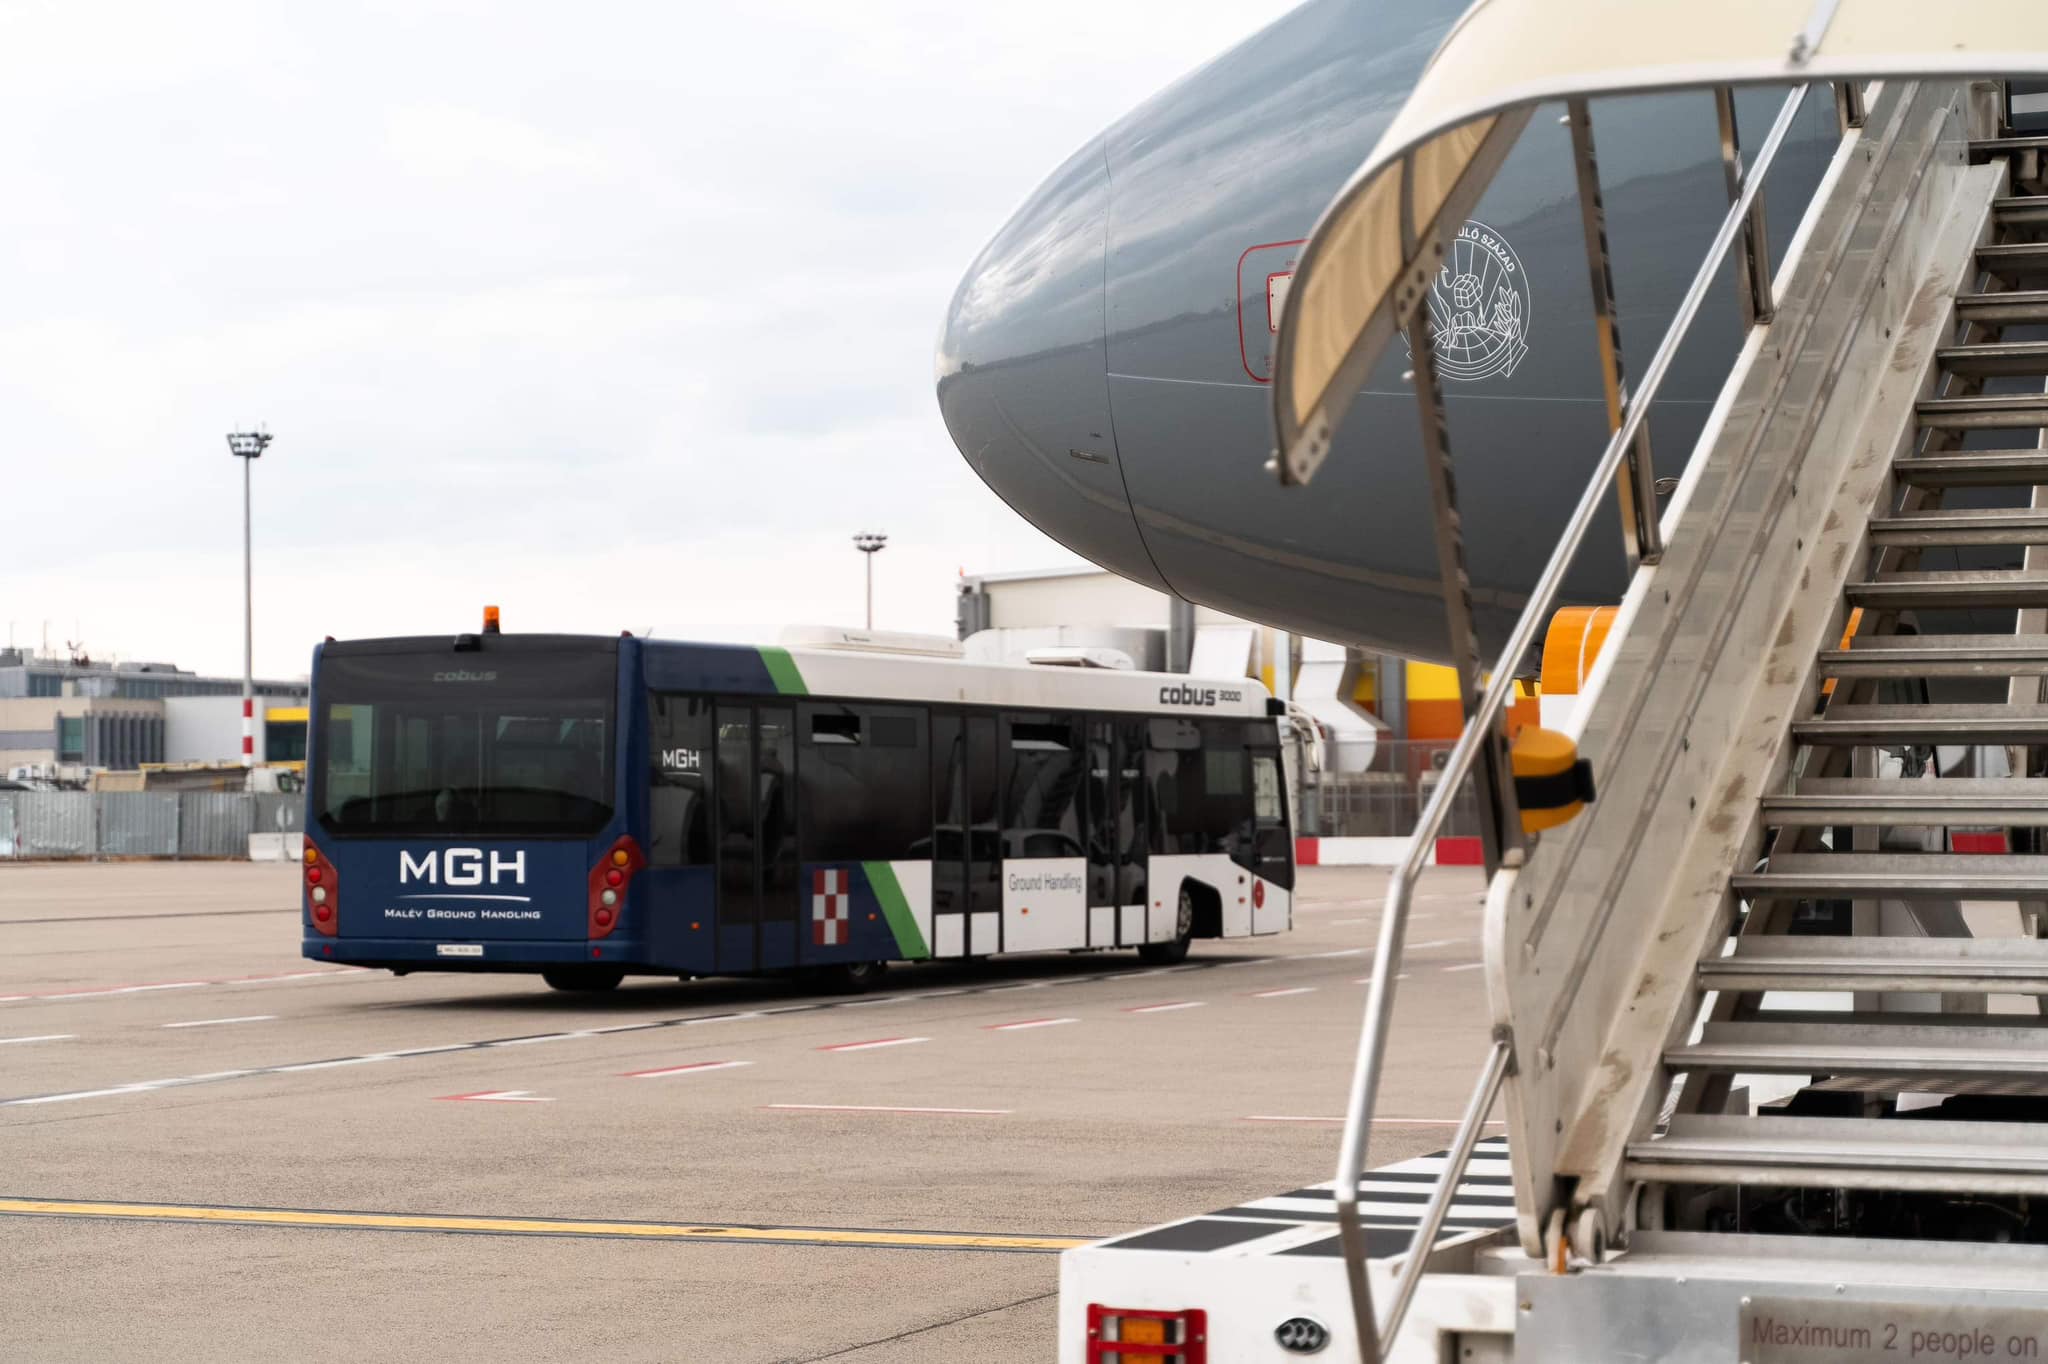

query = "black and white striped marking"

[{"left": 1092, "top": 1136, "right": 1515, "bottom": 1259}]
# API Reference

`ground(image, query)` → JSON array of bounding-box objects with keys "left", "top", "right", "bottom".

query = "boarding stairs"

[
  {"left": 1627, "top": 133, "right": 2048, "bottom": 1226},
  {"left": 1278, "top": 75, "right": 2048, "bottom": 1363}
]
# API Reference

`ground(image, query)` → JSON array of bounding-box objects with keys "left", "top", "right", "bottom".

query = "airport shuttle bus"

[{"left": 300, "top": 627, "right": 1294, "bottom": 990}]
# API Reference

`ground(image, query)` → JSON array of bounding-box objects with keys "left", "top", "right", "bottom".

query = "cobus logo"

[
  {"left": 399, "top": 848, "right": 526, "bottom": 886},
  {"left": 432, "top": 669, "right": 498, "bottom": 683},
  {"left": 1159, "top": 685, "right": 1219, "bottom": 707}
]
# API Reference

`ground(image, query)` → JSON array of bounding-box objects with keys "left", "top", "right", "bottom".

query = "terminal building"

[{"left": 0, "top": 648, "right": 308, "bottom": 778}]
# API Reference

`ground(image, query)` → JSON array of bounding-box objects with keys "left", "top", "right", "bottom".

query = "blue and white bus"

[{"left": 301, "top": 623, "right": 1294, "bottom": 991}]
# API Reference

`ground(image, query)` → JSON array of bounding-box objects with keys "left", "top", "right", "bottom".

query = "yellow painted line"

[{"left": 0, "top": 1198, "right": 1087, "bottom": 1252}]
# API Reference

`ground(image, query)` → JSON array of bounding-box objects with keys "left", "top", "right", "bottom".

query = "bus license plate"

[
  {"left": 436, "top": 944, "right": 484, "bottom": 958},
  {"left": 1740, "top": 1294, "right": 2048, "bottom": 1362}
]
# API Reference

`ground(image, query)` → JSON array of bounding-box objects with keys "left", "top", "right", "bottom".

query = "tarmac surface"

[{"left": 0, "top": 860, "right": 1490, "bottom": 1362}]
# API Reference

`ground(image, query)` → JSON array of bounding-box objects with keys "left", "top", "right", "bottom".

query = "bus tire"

[
  {"left": 1138, "top": 887, "right": 1196, "bottom": 964},
  {"left": 807, "top": 961, "right": 888, "bottom": 993},
  {"left": 541, "top": 966, "right": 626, "bottom": 992}
]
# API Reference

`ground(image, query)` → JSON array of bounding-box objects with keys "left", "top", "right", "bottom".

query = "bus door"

[
  {"left": 1087, "top": 719, "right": 1148, "bottom": 947},
  {"left": 714, "top": 702, "right": 799, "bottom": 972},
  {"left": 930, "top": 710, "right": 998, "bottom": 958}
]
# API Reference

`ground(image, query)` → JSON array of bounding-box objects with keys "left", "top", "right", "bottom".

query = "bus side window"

[
  {"left": 799, "top": 703, "right": 931, "bottom": 862},
  {"left": 1004, "top": 714, "right": 1083, "bottom": 859},
  {"left": 649, "top": 693, "right": 712, "bottom": 867}
]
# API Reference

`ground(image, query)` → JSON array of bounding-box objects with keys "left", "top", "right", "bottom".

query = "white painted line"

[
  {"left": 1292, "top": 948, "right": 1366, "bottom": 960},
  {"left": 818, "top": 1036, "right": 930, "bottom": 1053},
  {"left": 1330, "top": 918, "right": 1373, "bottom": 926},
  {"left": 623, "top": 1060, "right": 752, "bottom": 1079},
  {"left": 1405, "top": 939, "right": 1460, "bottom": 952},
  {"left": 436, "top": 1090, "right": 554, "bottom": 1103},
  {"left": 35, "top": 981, "right": 207, "bottom": 1001},
  {"left": 1244, "top": 1114, "right": 1343, "bottom": 1124},
  {"left": 1353, "top": 975, "right": 1410, "bottom": 984},
  {"left": 161, "top": 1015, "right": 275, "bottom": 1030},
  {"left": 1441, "top": 963, "right": 1485, "bottom": 974},
  {"left": 1123, "top": 1001, "right": 1205, "bottom": 1014},
  {"left": 765, "top": 1103, "right": 1010, "bottom": 1116},
  {"left": 0, "top": 968, "right": 362, "bottom": 1005},
  {"left": 986, "top": 1017, "right": 1078, "bottom": 1031},
  {"left": 0, "top": 1034, "right": 73, "bottom": 1046},
  {"left": 1249, "top": 987, "right": 1317, "bottom": 999}
]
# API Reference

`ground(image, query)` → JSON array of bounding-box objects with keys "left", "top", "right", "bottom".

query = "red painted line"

[
  {"left": 622, "top": 1060, "right": 751, "bottom": 1079},
  {"left": 764, "top": 1104, "right": 1010, "bottom": 1116},
  {"left": 817, "top": 1036, "right": 929, "bottom": 1053},
  {"left": 1122, "top": 1001, "right": 1205, "bottom": 1014},
  {"left": 985, "top": 1017, "right": 1078, "bottom": 1032}
]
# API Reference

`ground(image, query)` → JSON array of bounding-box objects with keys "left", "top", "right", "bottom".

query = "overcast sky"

[{"left": 2, "top": 0, "right": 1292, "bottom": 679}]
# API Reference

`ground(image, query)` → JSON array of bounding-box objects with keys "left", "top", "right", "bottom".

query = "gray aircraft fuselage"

[{"left": 935, "top": 0, "right": 1846, "bottom": 663}]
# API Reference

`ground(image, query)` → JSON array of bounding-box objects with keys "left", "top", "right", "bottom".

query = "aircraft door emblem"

[{"left": 1410, "top": 219, "right": 1532, "bottom": 382}]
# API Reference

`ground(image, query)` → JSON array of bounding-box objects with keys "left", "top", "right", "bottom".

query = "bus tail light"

[
  {"left": 1086, "top": 1306, "right": 1207, "bottom": 1363},
  {"left": 304, "top": 841, "right": 338, "bottom": 937},
  {"left": 588, "top": 836, "right": 645, "bottom": 939}
]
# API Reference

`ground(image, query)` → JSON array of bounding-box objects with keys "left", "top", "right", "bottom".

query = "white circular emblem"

[{"left": 1410, "top": 219, "right": 1531, "bottom": 383}]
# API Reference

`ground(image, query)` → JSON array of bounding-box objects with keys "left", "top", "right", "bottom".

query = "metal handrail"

[{"left": 1333, "top": 81, "right": 1821, "bottom": 1363}]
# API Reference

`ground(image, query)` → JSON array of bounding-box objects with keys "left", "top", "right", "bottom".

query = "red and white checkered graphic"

[{"left": 812, "top": 868, "right": 849, "bottom": 946}]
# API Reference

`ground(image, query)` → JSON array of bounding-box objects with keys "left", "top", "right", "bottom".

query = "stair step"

[
  {"left": 1732, "top": 852, "right": 2048, "bottom": 900},
  {"left": 1626, "top": 1115, "right": 2048, "bottom": 1195},
  {"left": 1894, "top": 449, "right": 2048, "bottom": 486},
  {"left": 1917, "top": 394, "right": 2048, "bottom": 432},
  {"left": 1955, "top": 291, "right": 2048, "bottom": 326},
  {"left": 1793, "top": 703, "right": 2048, "bottom": 745},
  {"left": 1870, "top": 507, "right": 2048, "bottom": 545},
  {"left": 1667, "top": 1019, "right": 2048, "bottom": 1081},
  {"left": 1820, "top": 634, "right": 2048, "bottom": 678},
  {"left": 1761, "top": 777, "right": 2048, "bottom": 825},
  {"left": 1996, "top": 196, "right": 2048, "bottom": 231},
  {"left": 1974, "top": 136, "right": 2048, "bottom": 160},
  {"left": 1845, "top": 574, "right": 2048, "bottom": 610},
  {"left": 1978, "top": 243, "right": 2048, "bottom": 284},
  {"left": 1938, "top": 340, "right": 2048, "bottom": 378},
  {"left": 1700, "top": 935, "right": 2048, "bottom": 993}
]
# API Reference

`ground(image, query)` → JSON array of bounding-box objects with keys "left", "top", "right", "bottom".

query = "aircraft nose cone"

[{"left": 936, "top": 139, "right": 1163, "bottom": 590}]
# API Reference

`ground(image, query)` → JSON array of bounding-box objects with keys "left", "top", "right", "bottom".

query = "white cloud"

[{"left": 0, "top": 0, "right": 1293, "bottom": 678}]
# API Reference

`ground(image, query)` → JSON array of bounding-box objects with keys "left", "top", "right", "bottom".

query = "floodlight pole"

[
  {"left": 227, "top": 430, "right": 274, "bottom": 768},
  {"left": 852, "top": 532, "right": 889, "bottom": 629}
]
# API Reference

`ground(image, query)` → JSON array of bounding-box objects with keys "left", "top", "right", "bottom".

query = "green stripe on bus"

[
  {"left": 759, "top": 647, "right": 807, "bottom": 696},
  {"left": 863, "top": 861, "right": 929, "bottom": 960}
]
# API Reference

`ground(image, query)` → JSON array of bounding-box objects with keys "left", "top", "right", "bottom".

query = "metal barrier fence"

[
  {"left": 1306, "top": 739, "right": 1481, "bottom": 839},
  {"left": 0, "top": 792, "right": 301, "bottom": 860},
  {"left": 3, "top": 771, "right": 1441, "bottom": 856}
]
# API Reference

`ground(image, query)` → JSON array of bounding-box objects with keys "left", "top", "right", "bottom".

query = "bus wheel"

[
  {"left": 542, "top": 966, "right": 625, "bottom": 992},
  {"left": 1138, "top": 888, "right": 1195, "bottom": 965},
  {"left": 817, "top": 961, "right": 889, "bottom": 993}
]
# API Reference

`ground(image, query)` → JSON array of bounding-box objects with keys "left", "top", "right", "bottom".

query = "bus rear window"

[{"left": 314, "top": 649, "right": 616, "bottom": 837}]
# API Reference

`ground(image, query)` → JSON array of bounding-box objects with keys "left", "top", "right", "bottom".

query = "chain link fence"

[
  {"left": 1304, "top": 739, "right": 1481, "bottom": 838},
  {"left": 0, "top": 792, "right": 303, "bottom": 860}
]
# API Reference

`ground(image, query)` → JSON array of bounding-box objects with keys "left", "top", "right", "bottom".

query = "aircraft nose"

[{"left": 935, "top": 139, "right": 1163, "bottom": 590}]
